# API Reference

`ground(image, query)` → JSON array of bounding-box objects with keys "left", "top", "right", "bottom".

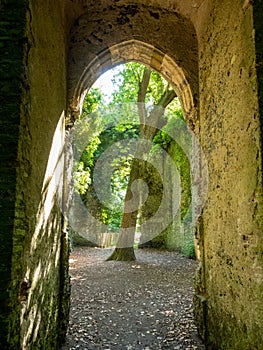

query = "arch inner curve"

[{"left": 68, "top": 40, "right": 196, "bottom": 127}]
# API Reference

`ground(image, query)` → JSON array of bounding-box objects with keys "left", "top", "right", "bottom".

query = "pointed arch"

[{"left": 67, "top": 40, "right": 196, "bottom": 127}]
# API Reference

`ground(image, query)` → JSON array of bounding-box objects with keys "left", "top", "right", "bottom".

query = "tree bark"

[
  {"left": 106, "top": 158, "right": 140, "bottom": 261},
  {"left": 107, "top": 68, "right": 176, "bottom": 261}
]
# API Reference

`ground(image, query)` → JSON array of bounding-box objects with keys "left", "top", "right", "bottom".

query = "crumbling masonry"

[{"left": 0, "top": 0, "right": 263, "bottom": 349}]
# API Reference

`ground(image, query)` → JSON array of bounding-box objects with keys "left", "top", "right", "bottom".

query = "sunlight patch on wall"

[{"left": 30, "top": 111, "right": 65, "bottom": 254}]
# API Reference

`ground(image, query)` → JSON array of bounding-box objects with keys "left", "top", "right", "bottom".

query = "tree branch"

[
  {"left": 142, "top": 86, "right": 176, "bottom": 140},
  {"left": 137, "top": 67, "right": 151, "bottom": 124},
  {"left": 157, "top": 85, "right": 177, "bottom": 109}
]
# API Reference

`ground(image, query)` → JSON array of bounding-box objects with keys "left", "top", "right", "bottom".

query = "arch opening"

[
  {"left": 64, "top": 7, "right": 205, "bottom": 344},
  {"left": 70, "top": 62, "right": 197, "bottom": 257},
  {"left": 66, "top": 38, "right": 207, "bottom": 259},
  {"left": 65, "top": 61, "right": 206, "bottom": 348},
  {"left": 67, "top": 40, "right": 197, "bottom": 130}
]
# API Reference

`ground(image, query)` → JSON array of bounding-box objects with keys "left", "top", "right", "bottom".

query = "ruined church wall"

[
  {"left": 196, "top": 0, "right": 263, "bottom": 348},
  {"left": 0, "top": 1, "right": 28, "bottom": 347},
  {"left": 8, "top": 1, "right": 69, "bottom": 348},
  {"left": 1, "top": 0, "right": 263, "bottom": 349}
]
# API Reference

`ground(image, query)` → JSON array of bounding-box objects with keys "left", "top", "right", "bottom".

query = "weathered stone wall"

[
  {"left": 15, "top": 1, "right": 70, "bottom": 348},
  {"left": 0, "top": 1, "right": 28, "bottom": 346},
  {"left": 195, "top": 0, "right": 263, "bottom": 348},
  {"left": 66, "top": 1, "right": 198, "bottom": 122},
  {"left": 1, "top": 0, "right": 263, "bottom": 349},
  {"left": 0, "top": 0, "right": 69, "bottom": 348},
  {"left": 254, "top": 0, "right": 263, "bottom": 164},
  {"left": 139, "top": 138, "right": 192, "bottom": 253}
]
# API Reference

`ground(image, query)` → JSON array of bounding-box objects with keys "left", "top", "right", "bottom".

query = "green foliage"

[
  {"left": 110, "top": 62, "right": 169, "bottom": 106},
  {"left": 73, "top": 88, "right": 103, "bottom": 194},
  {"left": 73, "top": 63, "right": 195, "bottom": 256},
  {"left": 73, "top": 161, "right": 91, "bottom": 195},
  {"left": 182, "top": 239, "right": 196, "bottom": 259},
  {"left": 152, "top": 116, "right": 192, "bottom": 221},
  {"left": 82, "top": 88, "right": 103, "bottom": 115},
  {"left": 91, "top": 124, "right": 139, "bottom": 231},
  {"left": 73, "top": 134, "right": 101, "bottom": 195}
]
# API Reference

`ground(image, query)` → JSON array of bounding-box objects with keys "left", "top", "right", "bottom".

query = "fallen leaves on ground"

[{"left": 61, "top": 247, "right": 205, "bottom": 350}]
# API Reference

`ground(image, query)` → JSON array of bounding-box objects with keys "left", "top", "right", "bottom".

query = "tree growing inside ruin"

[
  {"left": 73, "top": 63, "right": 189, "bottom": 261},
  {"left": 106, "top": 63, "right": 176, "bottom": 261}
]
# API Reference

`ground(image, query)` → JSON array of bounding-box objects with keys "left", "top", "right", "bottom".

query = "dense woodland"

[{"left": 70, "top": 62, "right": 194, "bottom": 260}]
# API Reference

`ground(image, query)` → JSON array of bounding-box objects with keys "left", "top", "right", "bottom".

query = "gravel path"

[{"left": 62, "top": 247, "right": 205, "bottom": 350}]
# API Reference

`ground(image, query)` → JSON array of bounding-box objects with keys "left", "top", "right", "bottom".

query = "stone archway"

[
  {"left": 1, "top": 1, "right": 263, "bottom": 349},
  {"left": 64, "top": 2, "right": 210, "bottom": 342},
  {"left": 68, "top": 39, "right": 196, "bottom": 123},
  {"left": 66, "top": 1, "right": 199, "bottom": 123},
  {"left": 64, "top": 2, "right": 263, "bottom": 347}
]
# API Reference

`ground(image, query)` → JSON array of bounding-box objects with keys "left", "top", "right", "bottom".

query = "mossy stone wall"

[
  {"left": 0, "top": 1, "right": 28, "bottom": 347},
  {"left": 0, "top": 0, "right": 69, "bottom": 348},
  {"left": 15, "top": 1, "right": 69, "bottom": 348},
  {"left": 196, "top": 0, "right": 263, "bottom": 348},
  {"left": 1, "top": 1, "right": 263, "bottom": 349}
]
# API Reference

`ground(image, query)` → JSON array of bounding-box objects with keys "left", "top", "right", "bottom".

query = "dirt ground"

[{"left": 61, "top": 247, "right": 205, "bottom": 350}]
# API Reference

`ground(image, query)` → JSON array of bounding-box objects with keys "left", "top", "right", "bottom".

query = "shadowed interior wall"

[
  {"left": 0, "top": 1, "right": 263, "bottom": 349},
  {"left": 0, "top": 0, "right": 69, "bottom": 348},
  {"left": 0, "top": 1, "right": 28, "bottom": 346},
  {"left": 195, "top": 0, "right": 263, "bottom": 348},
  {"left": 15, "top": 1, "right": 70, "bottom": 348}
]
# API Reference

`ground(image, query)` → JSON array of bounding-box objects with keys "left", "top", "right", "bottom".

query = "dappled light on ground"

[{"left": 62, "top": 247, "right": 205, "bottom": 350}]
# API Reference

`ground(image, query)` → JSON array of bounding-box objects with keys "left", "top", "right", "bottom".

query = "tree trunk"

[
  {"left": 106, "top": 247, "right": 136, "bottom": 261},
  {"left": 106, "top": 67, "right": 176, "bottom": 262},
  {"left": 106, "top": 158, "right": 141, "bottom": 261}
]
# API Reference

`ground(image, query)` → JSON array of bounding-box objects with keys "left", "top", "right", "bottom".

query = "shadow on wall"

[{"left": 19, "top": 112, "right": 70, "bottom": 348}]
